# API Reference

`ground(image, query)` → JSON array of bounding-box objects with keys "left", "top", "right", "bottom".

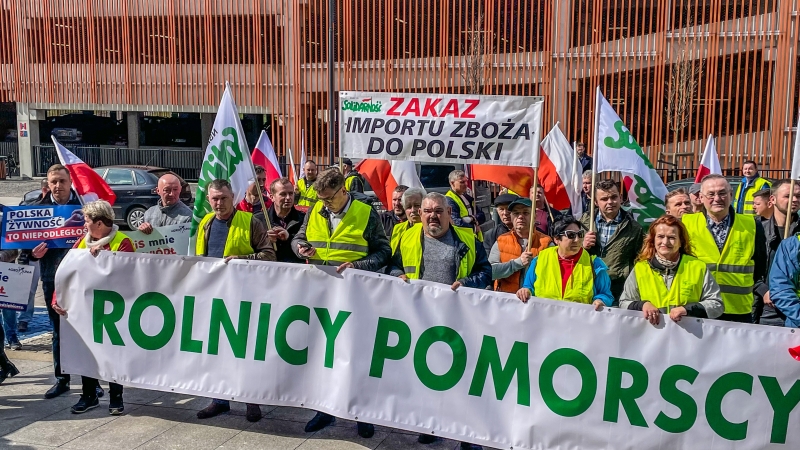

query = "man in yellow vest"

[
  {"left": 445, "top": 169, "right": 483, "bottom": 239},
  {"left": 340, "top": 157, "right": 365, "bottom": 193},
  {"left": 682, "top": 174, "right": 767, "bottom": 323},
  {"left": 489, "top": 198, "right": 552, "bottom": 293},
  {"left": 390, "top": 186, "right": 425, "bottom": 254},
  {"left": 516, "top": 217, "right": 613, "bottom": 308},
  {"left": 295, "top": 160, "right": 319, "bottom": 207},
  {"left": 734, "top": 160, "right": 771, "bottom": 215},
  {"left": 291, "top": 168, "right": 390, "bottom": 438},
  {"left": 388, "top": 192, "right": 490, "bottom": 448},
  {"left": 195, "top": 179, "right": 276, "bottom": 422}
]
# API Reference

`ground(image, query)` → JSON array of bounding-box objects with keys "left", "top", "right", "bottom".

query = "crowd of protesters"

[{"left": 2, "top": 157, "right": 800, "bottom": 450}]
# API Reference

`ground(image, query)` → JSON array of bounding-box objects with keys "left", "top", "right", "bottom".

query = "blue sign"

[{"left": 2, "top": 205, "right": 85, "bottom": 249}]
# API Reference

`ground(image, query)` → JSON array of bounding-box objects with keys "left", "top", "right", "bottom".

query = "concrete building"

[{"left": 0, "top": 0, "right": 799, "bottom": 180}]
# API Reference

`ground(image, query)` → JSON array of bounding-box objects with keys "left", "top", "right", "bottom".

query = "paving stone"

[
  {"left": 134, "top": 414, "right": 250, "bottom": 450},
  {"left": 296, "top": 424, "right": 390, "bottom": 450},
  {"left": 216, "top": 418, "right": 311, "bottom": 450},
  {"left": 61, "top": 406, "right": 193, "bottom": 450},
  {"left": 2, "top": 403, "right": 124, "bottom": 447}
]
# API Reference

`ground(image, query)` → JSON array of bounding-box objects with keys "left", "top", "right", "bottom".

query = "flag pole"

[
  {"left": 52, "top": 136, "right": 85, "bottom": 206},
  {"left": 526, "top": 168, "right": 540, "bottom": 251},
  {"left": 589, "top": 87, "right": 602, "bottom": 232},
  {"left": 786, "top": 179, "right": 796, "bottom": 239}
]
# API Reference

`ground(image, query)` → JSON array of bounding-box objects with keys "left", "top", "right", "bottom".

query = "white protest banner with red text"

[
  {"left": 125, "top": 223, "right": 191, "bottom": 256},
  {"left": 339, "top": 91, "right": 543, "bottom": 166}
]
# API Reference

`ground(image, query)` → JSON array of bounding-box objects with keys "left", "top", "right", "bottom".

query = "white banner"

[
  {"left": 57, "top": 251, "right": 800, "bottom": 450},
  {"left": 125, "top": 223, "right": 191, "bottom": 256},
  {"left": 339, "top": 91, "right": 544, "bottom": 166},
  {"left": 0, "top": 261, "right": 35, "bottom": 310}
]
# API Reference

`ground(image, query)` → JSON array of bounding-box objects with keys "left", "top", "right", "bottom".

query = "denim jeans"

[
  {"left": 1, "top": 309, "right": 18, "bottom": 344},
  {"left": 17, "top": 261, "right": 40, "bottom": 324}
]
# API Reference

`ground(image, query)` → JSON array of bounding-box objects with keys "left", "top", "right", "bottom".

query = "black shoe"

[
  {"left": 109, "top": 394, "right": 124, "bottom": 415},
  {"left": 357, "top": 422, "right": 375, "bottom": 438},
  {"left": 17, "top": 321, "right": 28, "bottom": 333},
  {"left": 304, "top": 412, "right": 335, "bottom": 432},
  {"left": 245, "top": 404, "right": 262, "bottom": 422},
  {"left": 196, "top": 402, "right": 230, "bottom": 419},
  {"left": 45, "top": 382, "right": 70, "bottom": 399},
  {"left": 96, "top": 385, "right": 105, "bottom": 398},
  {"left": 460, "top": 443, "right": 483, "bottom": 450},
  {"left": 9, "top": 341, "right": 22, "bottom": 351},
  {"left": 418, "top": 434, "right": 436, "bottom": 444},
  {"left": 71, "top": 396, "right": 99, "bottom": 414},
  {"left": 0, "top": 361, "right": 20, "bottom": 385}
]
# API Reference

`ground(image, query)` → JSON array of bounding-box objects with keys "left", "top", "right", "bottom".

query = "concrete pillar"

[
  {"left": 200, "top": 113, "right": 215, "bottom": 149},
  {"left": 126, "top": 112, "right": 140, "bottom": 149},
  {"left": 15, "top": 103, "right": 43, "bottom": 179}
]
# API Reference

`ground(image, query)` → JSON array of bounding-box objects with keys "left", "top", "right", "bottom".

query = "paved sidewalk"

[{"left": 0, "top": 357, "right": 492, "bottom": 450}]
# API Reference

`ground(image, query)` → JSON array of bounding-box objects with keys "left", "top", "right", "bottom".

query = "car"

[{"left": 93, "top": 165, "right": 193, "bottom": 229}]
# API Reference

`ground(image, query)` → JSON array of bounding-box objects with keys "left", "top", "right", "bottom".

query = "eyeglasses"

[
  {"left": 318, "top": 188, "right": 343, "bottom": 204},
  {"left": 558, "top": 230, "right": 585, "bottom": 240}
]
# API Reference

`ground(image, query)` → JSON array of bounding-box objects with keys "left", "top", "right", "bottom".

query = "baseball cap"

[
  {"left": 507, "top": 197, "right": 533, "bottom": 210},
  {"left": 689, "top": 183, "right": 702, "bottom": 195},
  {"left": 493, "top": 193, "right": 519, "bottom": 206}
]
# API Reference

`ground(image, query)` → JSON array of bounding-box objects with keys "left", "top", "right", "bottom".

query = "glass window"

[
  {"left": 105, "top": 168, "right": 133, "bottom": 185},
  {"left": 420, "top": 165, "right": 457, "bottom": 189},
  {"left": 134, "top": 171, "right": 147, "bottom": 185}
]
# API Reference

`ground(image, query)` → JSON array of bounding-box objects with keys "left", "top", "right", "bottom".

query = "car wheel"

[{"left": 126, "top": 207, "right": 147, "bottom": 230}]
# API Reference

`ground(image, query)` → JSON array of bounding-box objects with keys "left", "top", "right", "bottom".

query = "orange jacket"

[{"left": 494, "top": 230, "right": 551, "bottom": 293}]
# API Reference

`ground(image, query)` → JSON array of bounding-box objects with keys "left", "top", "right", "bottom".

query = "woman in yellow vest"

[
  {"left": 390, "top": 187, "right": 425, "bottom": 254},
  {"left": 515, "top": 217, "right": 613, "bottom": 309},
  {"left": 57, "top": 200, "right": 134, "bottom": 415},
  {"left": 619, "top": 215, "right": 724, "bottom": 324}
]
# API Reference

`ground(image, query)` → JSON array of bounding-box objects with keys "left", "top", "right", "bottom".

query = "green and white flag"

[
  {"left": 593, "top": 87, "right": 667, "bottom": 228},
  {"left": 189, "top": 83, "right": 255, "bottom": 254}
]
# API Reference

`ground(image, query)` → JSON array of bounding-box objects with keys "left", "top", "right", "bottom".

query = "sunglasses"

[{"left": 558, "top": 230, "right": 585, "bottom": 240}]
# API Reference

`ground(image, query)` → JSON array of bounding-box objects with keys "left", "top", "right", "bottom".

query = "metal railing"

[
  {"left": 33, "top": 145, "right": 205, "bottom": 181},
  {"left": 0, "top": 142, "right": 20, "bottom": 177}
]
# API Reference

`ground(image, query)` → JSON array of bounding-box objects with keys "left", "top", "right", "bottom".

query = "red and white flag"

[
  {"left": 52, "top": 136, "right": 116, "bottom": 205},
  {"left": 356, "top": 159, "right": 423, "bottom": 209},
  {"left": 539, "top": 124, "right": 583, "bottom": 218},
  {"left": 695, "top": 134, "right": 721, "bottom": 182},
  {"left": 299, "top": 130, "right": 307, "bottom": 177},
  {"left": 287, "top": 149, "right": 298, "bottom": 184},
  {"left": 251, "top": 130, "right": 282, "bottom": 185}
]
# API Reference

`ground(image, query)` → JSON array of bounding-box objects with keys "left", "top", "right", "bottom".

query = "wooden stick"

[
  {"left": 785, "top": 179, "right": 796, "bottom": 239},
  {"left": 527, "top": 167, "right": 540, "bottom": 251},
  {"left": 589, "top": 86, "right": 601, "bottom": 232}
]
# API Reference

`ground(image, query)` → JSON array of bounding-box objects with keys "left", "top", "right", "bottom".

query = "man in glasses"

[
  {"left": 291, "top": 168, "right": 390, "bottom": 438},
  {"left": 388, "top": 192, "right": 490, "bottom": 449},
  {"left": 515, "top": 217, "right": 613, "bottom": 307},
  {"left": 489, "top": 197, "right": 552, "bottom": 293},
  {"left": 580, "top": 179, "right": 644, "bottom": 303},
  {"left": 681, "top": 174, "right": 767, "bottom": 323}
]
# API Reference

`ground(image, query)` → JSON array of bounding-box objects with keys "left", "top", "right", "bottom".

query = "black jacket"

[
  {"left": 345, "top": 170, "right": 365, "bottom": 193},
  {"left": 258, "top": 205, "right": 306, "bottom": 264},
  {"left": 754, "top": 215, "right": 799, "bottom": 324},
  {"left": 483, "top": 222, "right": 510, "bottom": 254},
  {"left": 29, "top": 191, "right": 83, "bottom": 283}
]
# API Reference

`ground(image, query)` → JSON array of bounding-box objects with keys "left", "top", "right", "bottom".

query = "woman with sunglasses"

[
  {"left": 619, "top": 215, "right": 723, "bottom": 325},
  {"left": 516, "top": 217, "right": 613, "bottom": 309}
]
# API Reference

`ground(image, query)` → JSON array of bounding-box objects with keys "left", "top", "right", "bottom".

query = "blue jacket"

[
  {"left": 768, "top": 236, "right": 800, "bottom": 327},
  {"left": 521, "top": 250, "right": 615, "bottom": 306}
]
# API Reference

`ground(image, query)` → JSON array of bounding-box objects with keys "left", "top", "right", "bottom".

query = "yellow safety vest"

[
  {"left": 77, "top": 231, "right": 130, "bottom": 251},
  {"left": 297, "top": 178, "right": 318, "bottom": 207},
  {"left": 195, "top": 211, "right": 254, "bottom": 257},
  {"left": 532, "top": 247, "right": 594, "bottom": 304},
  {"left": 633, "top": 256, "right": 706, "bottom": 310},
  {"left": 734, "top": 177, "right": 771, "bottom": 214},
  {"left": 390, "top": 220, "right": 411, "bottom": 255},
  {"left": 305, "top": 199, "right": 371, "bottom": 265},
  {"left": 682, "top": 212, "right": 755, "bottom": 314},
  {"left": 399, "top": 223, "right": 476, "bottom": 280},
  {"left": 445, "top": 189, "right": 484, "bottom": 242},
  {"left": 344, "top": 174, "right": 360, "bottom": 191}
]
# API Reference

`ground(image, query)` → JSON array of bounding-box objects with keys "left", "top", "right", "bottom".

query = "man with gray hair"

[
  {"left": 389, "top": 192, "right": 490, "bottom": 449},
  {"left": 581, "top": 170, "right": 592, "bottom": 214},
  {"left": 138, "top": 173, "right": 192, "bottom": 234},
  {"left": 389, "top": 186, "right": 426, "bottom": 253},
  {"left": 445, "top": 170, "right": 480, "bottom": 238}
]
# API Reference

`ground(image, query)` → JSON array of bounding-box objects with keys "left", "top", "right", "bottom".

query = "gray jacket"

[{"left": 143, "top": 200, "right": 193, "bottom": 228}]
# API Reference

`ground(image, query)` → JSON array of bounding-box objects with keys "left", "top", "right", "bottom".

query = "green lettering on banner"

[
  {"left": 208, "top": 299, "right": 252, "bottom": 359},
  {"left": 603, "top": 357, "right": 649, "bottom": 427},
  {"left": 129, "top": 292, "right": 176, "bottom": 351},
  {"left": 275, "top": 305, "right": 310, "bottom": 365},
  {"left": 93, "top": 289, "right": 125, "bottom": 346},
  {"left": 314, "top": 308, "right": 352, "bottom": 369},
  {"left": 654, "top": 365, "right": 699, "bottom": 434},
  {"left": 413, "top": 326, "right": 467, "bottom": 392},
  {"left": 369, "top": 318, "right": 412, "bottom": 378},
  {"left": 180, "top": 296, "right": 203, "bottom": 353},
  {"left": 539, "top": 348, "right": 597, "bottom": 417},
  {"left": 253, "top": 303, "right": 273, "bottom": 361},
  {"left": 468, "top": 336, "right": 530, "bottom": 406},
  {"left": 705, "top": 372, "right": 753, "bottom": 441},
  {"left": 758, "top": 376, "right": 800, "bottom": 444}
]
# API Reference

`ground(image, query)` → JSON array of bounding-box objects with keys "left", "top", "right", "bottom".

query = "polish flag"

[
  {"left": 52, "top": 136, "right": 116, "bottom": 205},
  {"left": 251, "top": 130, "right": 282, "bottom": 185},
  {"left": 299, "top": 130, "right": 307, "bottom": 176},
  {"left": 287, "top": 148, "right": 298, "bottom": 184},
  {"left": 695, "top": 134, "right": 722, "bottom": 182},
  {"left": 470, "top": 164, "right": 535, "bottom": 197},
  {"left": 539, "top": 124, "right": 583, "bottom": 218},
  {"left": 356, "top": 159, "right": 423, "bottom": 209}
]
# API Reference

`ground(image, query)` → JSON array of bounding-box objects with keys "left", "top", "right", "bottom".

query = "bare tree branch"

[{"left": 461, "top": 13, "right": 492, "bottom": 95}]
